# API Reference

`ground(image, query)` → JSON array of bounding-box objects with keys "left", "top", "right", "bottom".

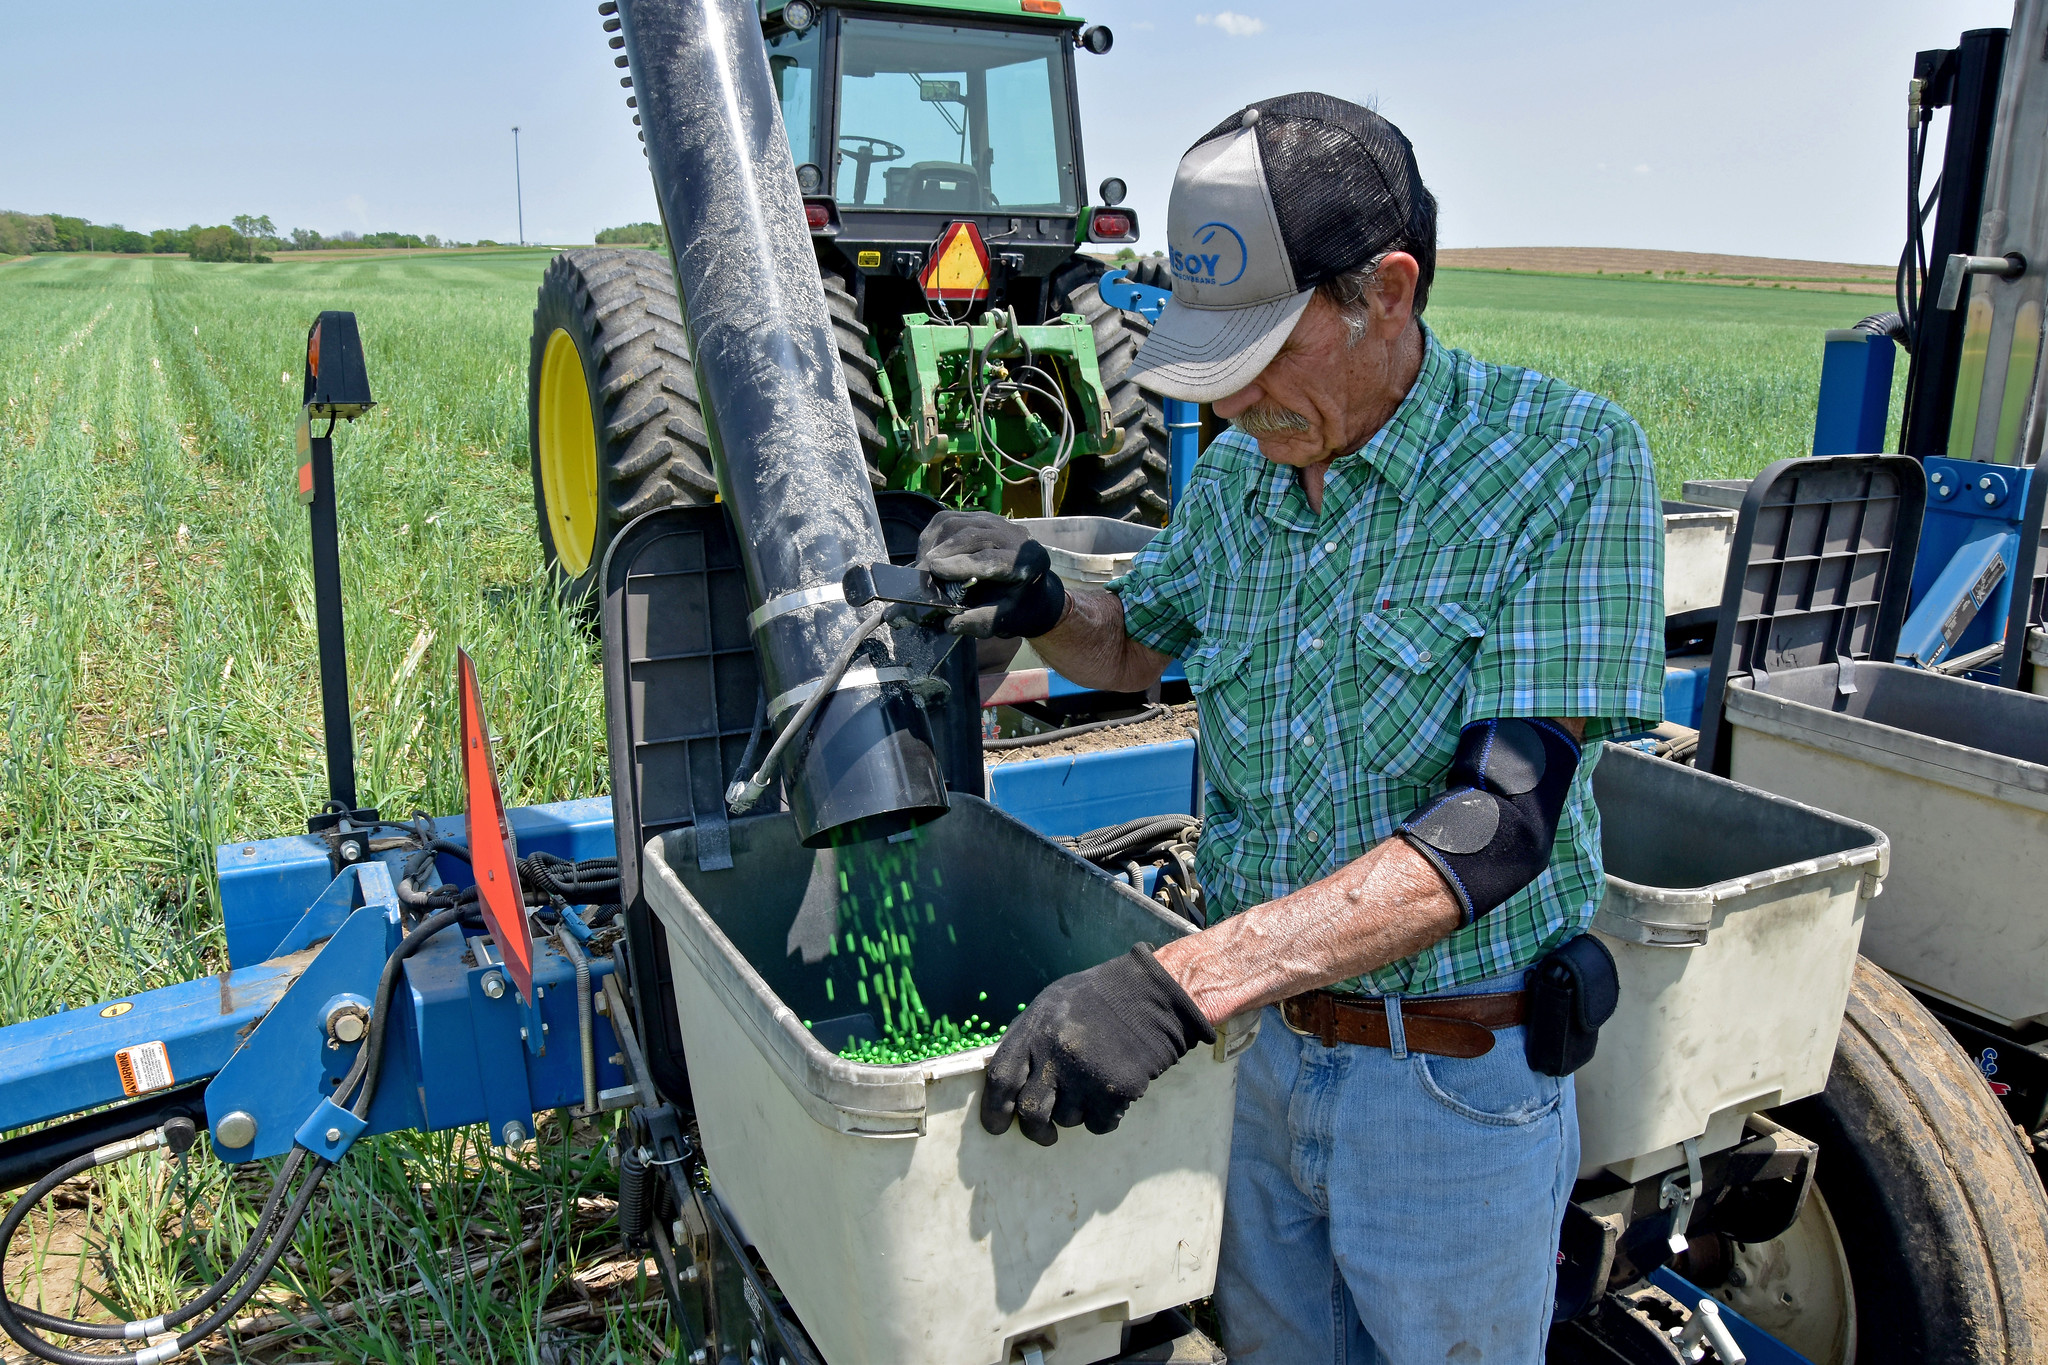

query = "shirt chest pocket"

[{"left": 1347, "top": 600, "right": 1489, "bottom": 777}]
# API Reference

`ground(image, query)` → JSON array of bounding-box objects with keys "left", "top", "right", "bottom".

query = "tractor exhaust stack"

[{"left": 616, "top": 0, "right": 949, "bottom": 845}]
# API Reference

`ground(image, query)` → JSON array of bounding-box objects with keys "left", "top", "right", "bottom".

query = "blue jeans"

[{"left": 1215, "top": 971, "right": 1577, "bottom": 1365}]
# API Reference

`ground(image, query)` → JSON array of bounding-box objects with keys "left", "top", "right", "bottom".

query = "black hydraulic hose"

[
  {"left": 350, "top": 906, "right": 469, "bottom": 1121},
  {"left": 0, "top": 891, "right": 481, "bottom": 1362},
  {"left": 10, "top": 1147, "right": 308, "bottom": 1342},
  {"left": 402, "top": 841, "right": 620, "bottom": 914},
  {"left": 0, "top": 1150, "right": 156, "bottom": 1364},
  {"left": 1065, "top": 813, "right": 1201, "bottom": 864},
  {"left": 154, "top": 1161, "right": 330, "bottom": 1359},
  {"left": 518, "top": 852, "right": 620, "bottom": 903},
  {"left": 0, "top": 1138, "right": 323, "bottom": 1365}
]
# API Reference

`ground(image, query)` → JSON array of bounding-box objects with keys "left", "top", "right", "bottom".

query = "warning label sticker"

[{"left": 115, "top": 1041, "right": 174, "bottom": 1097}]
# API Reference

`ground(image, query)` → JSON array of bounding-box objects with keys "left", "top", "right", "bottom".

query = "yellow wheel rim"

[{"left": 537, "top": 327, "right": 600, "bottom": 578}]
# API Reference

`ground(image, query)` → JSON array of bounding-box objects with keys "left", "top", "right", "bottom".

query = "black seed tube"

[{"left": 618, "top": 0, "right": 948, "bottom": 844}]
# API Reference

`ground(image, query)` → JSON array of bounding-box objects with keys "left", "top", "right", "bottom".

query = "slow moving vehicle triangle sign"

[
  {"left": 919, "top": 221, "right": 991, "bottom": 304},
  {"left": 458, "top": 648, "right": 535, "bottom": 1003}
]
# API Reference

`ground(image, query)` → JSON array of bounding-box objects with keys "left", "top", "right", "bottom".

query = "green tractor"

[{"left": 529, "top": 0, "right": 1163, "bottom": 600}]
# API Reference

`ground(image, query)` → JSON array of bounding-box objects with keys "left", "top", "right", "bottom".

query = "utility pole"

[{"left": 512, "top": 127, "right": 525, "bottom": 247}]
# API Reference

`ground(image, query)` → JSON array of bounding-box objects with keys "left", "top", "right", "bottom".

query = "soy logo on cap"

[{"left": 1171, "top": 221, "right": 1249, "bottom": 288}]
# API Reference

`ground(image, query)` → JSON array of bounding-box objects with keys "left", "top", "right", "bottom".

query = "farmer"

[{"left": 917, "top": 93, "right": 1664, "bottom": 1362}]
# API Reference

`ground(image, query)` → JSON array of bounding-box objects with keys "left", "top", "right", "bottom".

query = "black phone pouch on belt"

[{"left": 1524, "top": 933, "right": 1620, "bottom": 1077}]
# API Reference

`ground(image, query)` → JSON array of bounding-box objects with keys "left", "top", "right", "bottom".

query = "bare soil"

[
  {"left": 3, "top": 1201, "right": 111, "bottom": 1333},
  {"left": 1439, "top": 247, "right": 1895, "bottom": 294},
  {"left": 984, "top": 703, "right": 1198, "bottom": 765}
]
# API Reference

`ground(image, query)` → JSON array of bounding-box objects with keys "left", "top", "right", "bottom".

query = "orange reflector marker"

[
  {"left": 919, "top": 221, "right": 992, "bottom": 303},
  {"left": 294, "top": 408, "right": 315, "bottom": 506},
  {"left": 1022, "top": 0, "right": 1062, "bottom": 12},
  {"left": 307, "top": 319, "right": 322, "bottom": 378},
  {"left": 458, "top": 648, "right": 533, "bottom": 1003}
]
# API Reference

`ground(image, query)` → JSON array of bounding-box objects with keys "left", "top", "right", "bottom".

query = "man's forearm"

[
  {"left": 1152, "top": 838, "right": 1461, "bottom": 1025},
  {"left": 1028, "top": 586, "right": 1171, "bottom": 694},
  {"left": 1153, "top": 715, "right": 1589, "bottom": 1025}
]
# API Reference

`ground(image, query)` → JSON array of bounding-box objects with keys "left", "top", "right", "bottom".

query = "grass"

[
  {"left": 0, "top": 250, "right": 1887, "bottom": 1359},
  {"left": 0, "top": 252, "right": 647, "bottom": 1362},
  {"left": 1429, "top": 268, "right": 1903, "bottom": 494}
]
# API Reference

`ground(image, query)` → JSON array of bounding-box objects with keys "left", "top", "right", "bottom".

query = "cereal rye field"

[{"left": 0, "top": 251, "right": 1893, "bottom": 1360}]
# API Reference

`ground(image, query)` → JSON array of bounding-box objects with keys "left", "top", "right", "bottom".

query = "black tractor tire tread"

[
  {"left": 603, "top": 396, "right": 668, "bottom": 445},
  {"left": 1122, "top": 258, "right": 1173, "bottom": 292},
  {"left": 1774, "top": 958, "right": 2048, "bottom": 1364},
  {"left": 597, "top": 321, "right": 657, "bottom": 360},
  {"left": 599, "top": 355, "right": 665, "bottom": 402},
  {"left": 528, "top": 247, "right": 717, "bottom": 603},
  {"left": 1051, "top": 262, "right": 1171, "bottom": 524},
  {"left": 822, "top": 271, "right": 890, "bottom": 483}
]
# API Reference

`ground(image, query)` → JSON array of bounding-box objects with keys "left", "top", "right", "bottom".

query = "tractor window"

[
  {"left": 834, "top": 17, "right": 1076, "bottom": 214},
  {"left": 768, "top": 24, "right": 823, "bottom": 171}
]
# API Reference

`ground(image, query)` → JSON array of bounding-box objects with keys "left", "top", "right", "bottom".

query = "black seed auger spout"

[{"left": 616, "top": 0, "right": 949, "bottom": 845}]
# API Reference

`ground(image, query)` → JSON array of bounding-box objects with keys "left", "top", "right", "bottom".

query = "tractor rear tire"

[
  {"left": 1765, "top": 957, "right": 2048, "bottom": 1365},
  {"left": 529, "top": 248, "right": 716, "bottom": 604},
  {"left": 822, "top": 270, "right": 890, "bottom": 487},
  {"left": 529, "top": 254, "right": 889, "bottom": 603},
  {"left": 1053, "top": 265, "right": 1171, "bottom": 526}
]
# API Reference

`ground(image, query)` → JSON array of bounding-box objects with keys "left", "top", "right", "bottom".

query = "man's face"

[{"left": 1210, "top": 252, "right": 1422, "bottom": 469}]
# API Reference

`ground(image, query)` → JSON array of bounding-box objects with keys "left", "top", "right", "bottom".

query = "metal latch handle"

[{"left": 1937, "top": 251, "right": 2026, "bottom": 310}]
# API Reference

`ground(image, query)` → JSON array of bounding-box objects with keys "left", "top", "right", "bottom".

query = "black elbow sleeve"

[{"left": 1396, "top": 718, "right": 1582, "bottom": 925}]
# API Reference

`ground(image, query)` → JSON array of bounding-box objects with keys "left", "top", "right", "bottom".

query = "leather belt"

[{"left": 1279, "top": 989, "right": 1526, "bottom": 1059}]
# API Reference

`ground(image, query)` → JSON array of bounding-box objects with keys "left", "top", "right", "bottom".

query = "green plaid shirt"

[{"left": 1111, "top": 324, "right": 1664, "bottom": 996}]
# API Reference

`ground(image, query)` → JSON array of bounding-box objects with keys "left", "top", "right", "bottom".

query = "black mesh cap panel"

[{"left": 1193, "top": 92, "right": 1438, "bottom": 311}]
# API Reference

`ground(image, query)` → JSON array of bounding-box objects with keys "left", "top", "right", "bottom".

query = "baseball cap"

[{"left": 1128, "top": 92, "right": 1435, "bottom": 404}]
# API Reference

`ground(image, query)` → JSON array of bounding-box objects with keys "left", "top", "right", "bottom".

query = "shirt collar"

[{"left": 1241, "top": 322, "right": 1456, "bottom": 524}]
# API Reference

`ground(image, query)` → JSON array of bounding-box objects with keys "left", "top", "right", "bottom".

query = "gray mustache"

[{"left": 1236, "top": 405, "right": 1312, "bottom": 435}]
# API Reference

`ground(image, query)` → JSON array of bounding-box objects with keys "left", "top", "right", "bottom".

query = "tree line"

[
  {"left": 596, "top": 223, "right": 663, "bottom": 246},
  {"left": 0, "top": 211, "right": 498, "bottom": 262}
]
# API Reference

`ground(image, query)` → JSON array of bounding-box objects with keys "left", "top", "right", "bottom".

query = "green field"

[
  {"left": 1429, "top": 268, "right": 1898, "bottom": 488},
  {"left": 0, "top": 250, "right": 1879, "bottom": 1357}
]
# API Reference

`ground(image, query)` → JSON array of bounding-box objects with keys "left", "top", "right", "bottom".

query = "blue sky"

[{"left": 0, "top": 0, "right": 2014, "bottom": 263}]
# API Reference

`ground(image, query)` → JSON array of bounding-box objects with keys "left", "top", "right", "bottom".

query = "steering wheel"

[{"left": 839, "top": 135, "right": 907, "bottom": 204}]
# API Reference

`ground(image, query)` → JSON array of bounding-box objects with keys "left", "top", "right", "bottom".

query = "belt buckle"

[{"left": 1281, "top": 993, "right": 1339, "bottom": 1048}]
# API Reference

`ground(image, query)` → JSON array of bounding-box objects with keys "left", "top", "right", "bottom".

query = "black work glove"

[
  {"left": 916, "top": 509, "right": 1067, "bottom": 640},
  {"left": 981, "top": 945, "right": 1215, "bottom": 1145}
]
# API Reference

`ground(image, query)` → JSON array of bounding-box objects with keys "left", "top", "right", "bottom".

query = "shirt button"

[
  {"left": 1324, "top": 542, "right": 1337, "bottom": 554},
  {"left": 1305, "top": 829, "right": 1320, "bottom": 842},
  {"left": 1311, "top": 638, "right": 1323, "bottom": 650},
  {"left": 1417, "top": 650, "right": 1432, "bottom": 664}
]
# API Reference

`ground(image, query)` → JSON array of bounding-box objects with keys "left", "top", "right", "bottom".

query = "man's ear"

[{"left": 1373, "top": 252, "right": 1421, "bottom": 331}]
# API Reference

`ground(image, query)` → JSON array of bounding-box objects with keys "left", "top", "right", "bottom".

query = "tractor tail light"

[
  {"left": 1091, "top": 210, "right": 1134, "bottom": 242},
  {"left": 803, "top": 198, "right": 839, "bottom": 235}
]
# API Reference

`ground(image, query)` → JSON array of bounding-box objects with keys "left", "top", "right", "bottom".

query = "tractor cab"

[
  {"left": 763, "top": 1, "right": 1134, "bottom": 332},
  {"left": 526, "top": 1, "right": 1164, "bottom": 606}
]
